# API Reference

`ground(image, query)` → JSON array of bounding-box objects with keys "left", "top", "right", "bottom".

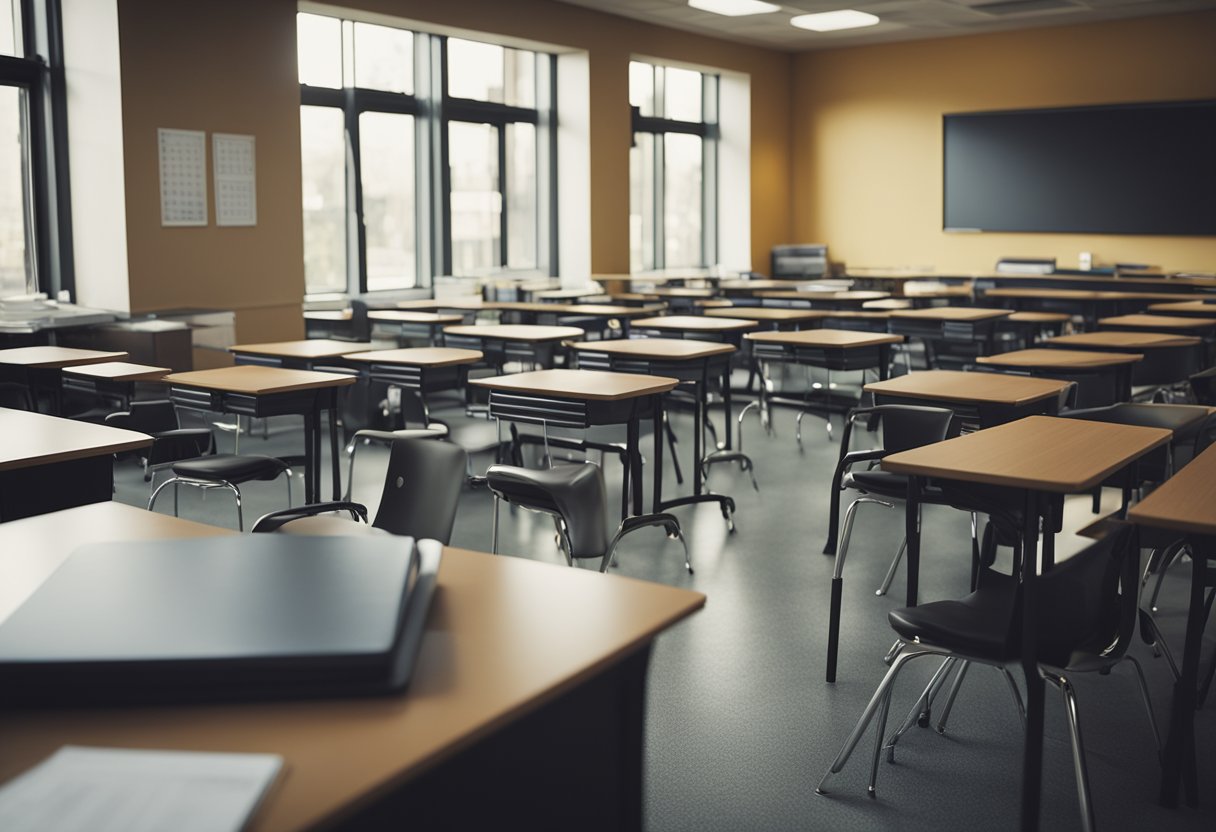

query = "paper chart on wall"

[
  {"left": 213, "top": 133, "right": 257, "bottom": 227},
  {"left": 158, "top": 128, "right": 208, "bottom": 227}
]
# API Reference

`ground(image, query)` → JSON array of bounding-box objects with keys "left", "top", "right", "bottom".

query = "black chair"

[
  {"left": 105, "top": 400, "right": 215, "bottom": 485},
  {"left": 485, "top": 461, "right": 691, "bottom": 574},
  {"left": 822, "top": 405, "right": 958, "bottom": 683},
  {"left": 1062, "top": 403, "right": 1216, "bottom": 490},
  {"left": 148, "top": 453, "right": 292, "bottom": 531},
  {"left": 817, "top": 523, "right": 1159, "bottom": 832},
  {"left": 252, "top": 436, "right": 467, "bottom": 545},
  {"left": 1188, "top": 366, "right": 1216, "bottom": 406},
  {"left": 343, "top": 425, "right": 448, "bottom": 500},
  {"left": 1130, "top": 341, "right": 1205, "bottom": 402}
]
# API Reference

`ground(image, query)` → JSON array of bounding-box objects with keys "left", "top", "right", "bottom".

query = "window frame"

[{"left": 630, "top": 61, "right": 719, "bottom": 272}]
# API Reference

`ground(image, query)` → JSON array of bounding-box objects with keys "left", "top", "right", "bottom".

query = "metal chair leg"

[
  {"left": 1124, "top": 656, "right": 1162, "bottom": 760},
  {"left": 935, "top": 660, "right": 971, "bottom": 734},
  {"left": 827, "top": 497, "right": 892, "bottom": 683},
  {"left": 998, "top": 666, "right": 1027, "bottom": 729},
  {"left": 885, "top": 657, "right": 956, "bottom": 761},
  {"left": 876, "top": 537, "right": 907, "bottom": 596},
  {"left": 491, "top": 495, "right": 501, "bottom": 555},
  {"left": 868, "top": 684, "right": 893, "bottom": 799},
  {"left": 228, "top": 482, "right": 244, "bottom": 532},
  {"left": 1044, "top": 671, "right": 1096, "bottom": 832}
]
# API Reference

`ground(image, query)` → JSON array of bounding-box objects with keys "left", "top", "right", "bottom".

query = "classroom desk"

[
  {"left": 0, "top": 408, "right": 151, "bottom": 521},
  {"left": 716, "top": 279, "right": 814, "bottom": 297},
  {"left": 703, "top": 306, "right": 829, "bottom": 328},
  {"left": 343, "top": 348, "right": 483, "bottom": 424},
  {"left": 0, "top": 501, "right": 705, "bottom": 832},
  {"left": 975, "top": 348, "right": 1143, "bottom": 407},
  {"left": 1044, "top": 331, "right": 1205, "bottom": 392},
  {"left": 886, "top": 307, "right": 1012, "bottom": 367},
  {"left": 817, "top": 310, "right": 893, "bottom": 333},
  {"left": 567, "top": 339, "right": 741, "bottom": 524},
  {"left": 471, "top": 369, "right": 678, "bottom": 520},
  {"left": 442, "top": 324, "right": 585, "bottom": 369},
  {"left": 549, "top": 304, "right": 667, "bottom": 337},
  {"left": 864, "top": 369, "right": 1068, "bottom": 429},
  {"left": 230, "top": 339, "right": 375, "bottom": 370},
  {"left": 745, "top": 329, "right": 903, "bottom": 436},
  {"left": 1127, "top": 443, "right": 1216, "bottom": 809},
  {"left": 883, "top": 415, "right": 1171, "bottom": 832},
  {"left": 1097, "top": 313, "right": 1216, "bottom": 338},
  {"left": 60, "top": 361, "right": 172, "bottom": 409},
  {"left": 162, "top": 366, "right": 355, "bottom": 504},
  {"left": 0, "top": 346, "right": 130, "bottom": 414},
  {"left": 757, "top": 290, "right": 890, "bottom": 309},
  {"left": 368, "top": 310, "right": 465, "bottom": 343},
  {"left": 630, "top": 315, "right": 758, "bottom": 345},
  {"left": 1147, "top": 299, "right": 1216, "bottom": 318}
]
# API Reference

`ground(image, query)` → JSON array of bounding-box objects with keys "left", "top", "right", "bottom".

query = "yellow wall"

[
  {"left": 792, "top": 11, "right": 1216, "bottom": 275},
  {"left": 115, "top": 0, "right": 794, "bottom": 339}
]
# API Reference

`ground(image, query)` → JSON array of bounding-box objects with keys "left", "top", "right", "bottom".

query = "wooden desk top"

[
  {"left": 607, "top": 293, "right": 662, "bottom": 303},
  {"left": 704, "top": 307, "right": 828, "bottom": 322},
  {"left": 756, "top": 290, "right": 889, "bottom": 303},
  {"left": 693, "top": 299, "right": 734, "bottom": 308},
  {"left": 889, "top": 307, "right": 1012, "bottom": 321},
  {"left": 0, "top": 408, "right": 152, "bottom": 470},
  {"left": 1146, "top": 300, "right": 1216, "bottom": 314},
  {"left": 976, "top": 348, "right": 1143, "bottom": 370},
  {"left": 471, "top": 369, "right": 678, "bottom": 401},
  {"left": 567, "top": 338, "right": 735, "bottom": 361},
  {"left": 865, "top": 370, "right": 1068, "bottom": 406},
  {"left": 1129, "top": 443, "right": 1216, "bottom": 536},
  {"left": 61, "top": 361, "right": 172, "bottom": 382},
  {"left": 1006, "top": 311, "right": 1072, "bottom": 324},
  {"left": 883, "top": 415, "right": 1171, "bottom": 492},
  {"left": 343, "top": 348, "right": 484, "bottom": 368},
  {"left": 303, "top": 310, "right": 351, "bottom": 321},
  {"left": 0, "top": 504, "right": 704, "bottom": 832},
  {"left": 822, "top": 310, "right": 893, "bottom": 320},
  {"left": 560, "top": 304, "right": 664, "bottom": 317},
  {"left": 646, "top": 287, "right": 717, "bottom": 298},
  {"left": 230, "top": 340, "right": 374, "bottom": 359},
  {"left": 368, "top": 311, "right": 465, "bottom": 325},
  {"left": 902, "top": 284, "right": 974, "bottom": 299},
  {"left": 393, "top": 298, "right": 488, "bottom": 311},
  {"left": 984, "top": 288, "right": 1128, "bottom": 301},
  {"left": 1046, "top": 331, "right": 1201, "bottom": 349},
  {"left": 861, "top": 299, "right": 914, "bottom": 311},
  {"left": 1098, "top": 313, "right": 1216, "bottom": 330},
  {"left": 164, "top": 366, "right": 357, "bottom": 395},
  {"left": 631, "top": 315, "right": 757, "bottom": 332},
  {"left": 717, "top": 279, "right": 811, "bottom": 292},
  {"left": 746, "top": 329, "right": 904, "bottom": 349},
  {"left": 442, "top": 324, "right": 586, "bottom": 342},
  {"left": 0, "top": 346, "right": 129, "bottom": 369}
]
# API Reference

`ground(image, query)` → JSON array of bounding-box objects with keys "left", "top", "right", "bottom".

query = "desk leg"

[
  {"left": 693, "top": 374, "right": 704, "bottom": 498},
  {"left": 878, "top": 344, "right": 891, "bottom": 382},
  {"left": 303, "top": 410, "right": 318, "bottom": 505},
  {"left": 1019, "top": 489, "right": 1045, "bottom": 832},
  {"left": 328, "top": 388, "right": 341, "bottom": 501},
  {"left": 1159, "top": 539, "right": 1206, "bottom": 807},
  {"left": 628, "top": 411, "right": 643, "bottom": 517},
  {"left": 905, "top": 476, "right": 921, "bottom": 608},
  {"left": 652, "top": 395, "right": 663, "bottom": 514},
  {"left": 722, "top": 362, "right": 734, "bottom": 451}
]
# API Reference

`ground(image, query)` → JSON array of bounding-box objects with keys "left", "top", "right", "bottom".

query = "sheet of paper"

[
  {"left": 0, "top": 746, "right": 283, "bottom": 832},
  {"left": 158, "top": 128, "right": 208, "bottom": 227},
  {"left": 213, "top": 133, "right": 257, "bottom": 227}
]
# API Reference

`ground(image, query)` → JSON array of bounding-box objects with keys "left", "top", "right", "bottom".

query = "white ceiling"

[{"left": 552, "top": 0, "right": 1216, "bottom": 51}]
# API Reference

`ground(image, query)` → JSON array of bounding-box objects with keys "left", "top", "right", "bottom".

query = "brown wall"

[
  {"left": 115, "top": 0, "right": 795, "bottom": 339},
  {"left": 792, "top": 11, "right": 1216, "bottom": 275},
  {"left": 119, "top": 0, "right": 304, "bottom": 341}
]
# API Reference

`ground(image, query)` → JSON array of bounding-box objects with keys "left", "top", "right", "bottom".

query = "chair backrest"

[
  {"left": 106, "top": 400, "right": 214, "bottom": 465},
  {"left": 874, "top": 404, "right": 958, "bottom": 454},
  {"left": 104, "top": 399, "right": 179, "bottom": 433},
  {"left": 1189, "top": 366, "right": 1216, "bottom": 405},
  {"left": 348, "top": 299, "right": 371, "bottom": 342},
  {"left": 0, "top": 382, "right": 34, "bottom": 411},
  {"left": 372, "top": 437, "right": 468, "bottom": 544},
  {"left": 1036, "top": 522, "right": 1138, "bottom": 669},
  {"left": 485, "top": 462, "right": 610, "bottom": 558}
]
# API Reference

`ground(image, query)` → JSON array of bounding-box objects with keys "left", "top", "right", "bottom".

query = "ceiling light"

[
  {"left": 790, "top": 9, "right": 881, "bottom": 31},
  {"left": 688, "top": 0, "right": 782, "bottom": 17}
]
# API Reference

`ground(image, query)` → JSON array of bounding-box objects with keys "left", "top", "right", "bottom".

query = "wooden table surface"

[
  {"left": 703, "top": 307, "right": 828, "bottom": 322},
  {"left": 163, "top": 365, "right": 357, "bottom": 395},
  {"left": 0, "top": 408, "right": 152, "bottom": 470},
  {"left": 0, "top": 502, "right": 705, "bottom": 832},
  {"left": 442, "top": 324, "right": 586, "bottom": 342},
  {"left": 1098, "top": 313, "right": 1216, "bottom": 330},
  {"left": 561, "top": 304, "right": 665, "bottom": 317},
  {"left": 746, "top": 329, "right": 903, "bottom": 348},
  {"left": 0, "top": 346, "right": 129, "bottom": 368},
  {"left": 1128, "top": 443, "right": 1216, "bottom": 536},
  {"left": 343, "top": 347, "right": 484, "bottom": 367},
  {"left": 865, "top": 370, "right": 1068, "bottom": 406},
  {"left": 393, "top": 298, "right": 489, "bottom": 311},
  {"left": 883, "top": 415, "right": 1171, "bottom": 492},
  {"left": 61, "top": 361, "right": 172, "bottom": 382},
  {"left": 1046, "top": 331, "right": 1201, "bottom": 349},
  {"left": 472, "top": 369, "right": 678, "bottom": 401},
  {"left": 303, "top": 310, "right": 351, "bottom": 321},
  {"left": 1147, "top": 300, "right": 1216, "bottom": 314},
  {"left": 631, "top": 315, "right": 758, "bottom": 332},
  {"left": 976, "top": 348, "right": 1143, "bottom": 370},
  {"left": 646, "top": 288, "right": 717, "bottom": 298},
  {"left": 368, "top": 311, "right": 465, "bottom": 325},
  {"left": 230, "top": 340, "right": 374, "bottom": 359},
  {"left": 1006, "top": 311, "right": 1072, "bottom": 324},
  {"left": 756, "top": 290, "right": 889, "bottom": 302},
  {"left": 567, "top": 338, "right": 735, "bottom": 360},
  {"left": 889, "top": 307, "right": 1012, "bottom": 321},
  {"left": 861, "top": 299, "right": 914, "bottom": 311},
  {"left": 821, "top": 310, "right": 893, "bottom": 320}
]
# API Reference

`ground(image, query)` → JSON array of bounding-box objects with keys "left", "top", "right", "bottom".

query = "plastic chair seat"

[
  {"left": 887, "top": 571, "right": 1019, "bottom": 661},
  {"left": 486, "top": 463, "right": 609, "bottom": 558},
  {"left": 846, "top": 470, "right": 907, "bottom": 499},
  {"left": 171, "top": 454, "right": 288, "bottom": 484},
  {"left": 274, "top": 515, "right": 390, "bottom": 536}
]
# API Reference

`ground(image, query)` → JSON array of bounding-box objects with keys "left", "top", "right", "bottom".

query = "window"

[
  {"left": 0, "top": 0, "right": 72, "bottom": 300},
  {"left": 629, "top": 61, "right": 718, "bottom": 273},
  {"left": 297, "top": 13, "right": 555, "bottom": 296}
]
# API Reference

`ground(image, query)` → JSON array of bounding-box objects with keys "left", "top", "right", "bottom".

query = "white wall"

[
  {"left": 717, "top": 71, "right": 750, "bottom": 273},
  {"left": 63, "top": 0, "right": 130, "bottom": 311},
  {"left": 556, "top": 51, "right": 591, "bottom": 286}
]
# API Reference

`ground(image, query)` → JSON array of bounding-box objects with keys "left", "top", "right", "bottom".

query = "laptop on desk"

[{"left": 0, "top": 534, "right": 441, "bottom": 706}]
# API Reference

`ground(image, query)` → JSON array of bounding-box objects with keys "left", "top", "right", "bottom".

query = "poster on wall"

[
  {"left": 158, "top": 128, "right": 208, "bottom": 227},
  {"left": 213, "top": 133, "right": 257, "bottom": 227}
]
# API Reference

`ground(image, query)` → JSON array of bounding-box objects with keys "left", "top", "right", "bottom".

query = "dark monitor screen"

[{"left": 943, "top": 100, "right": 1216, "bottom": 235}]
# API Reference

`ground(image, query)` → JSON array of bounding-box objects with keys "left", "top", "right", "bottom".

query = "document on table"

[{"left": 0, "top": 746, "right": 283, "bottom": 832}]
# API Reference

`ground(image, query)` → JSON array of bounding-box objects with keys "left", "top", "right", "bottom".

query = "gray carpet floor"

[{"left": 117, "top": 382, "right": 1216, "bottom": 831}]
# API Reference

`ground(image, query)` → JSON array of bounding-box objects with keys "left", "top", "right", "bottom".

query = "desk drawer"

[{"left": 489, "top": 392, "right": 590, "bottom": 429}]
